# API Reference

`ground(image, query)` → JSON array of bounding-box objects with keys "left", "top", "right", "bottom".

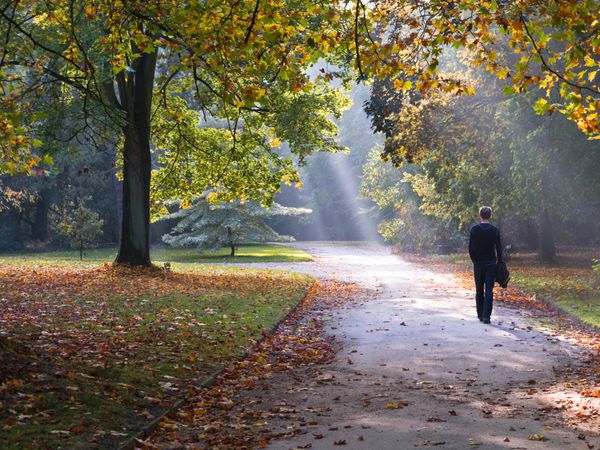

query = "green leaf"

[
  {"left": 43, "top": 153, "right": 54, "bottom": 165},
  {"left": 533, "top": 98, "right": 550, "bottom": 115}
]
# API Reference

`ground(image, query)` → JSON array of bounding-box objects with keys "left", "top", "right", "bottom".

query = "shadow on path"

[{"left": 233, "top": 242, "right": 599, "bottom": 450}]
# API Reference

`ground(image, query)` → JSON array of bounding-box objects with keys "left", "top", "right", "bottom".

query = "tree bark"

[
  {"left": 115, "top": 50, "right": 157, "bottom": 266},
  {"left": 538, "top": 210, "right": 556, "bottom": 262},
  {"left": 112, "top": 161, "right": 123, "bottom": 229}
]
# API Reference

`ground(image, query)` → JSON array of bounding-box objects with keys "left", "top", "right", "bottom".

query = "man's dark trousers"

[{"left": 474, "top": 262, "right": 496, "bottom": 321}]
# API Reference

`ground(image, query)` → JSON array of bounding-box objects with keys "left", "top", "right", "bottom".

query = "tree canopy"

[
  {"left": 0, "top": 0, "right": 357, "bottom": 265},
  {"left": 362, "top": 49, "right": 600, "bottom": 259},
  {"left": 1, "top": 0, "right": 598, "bottom": 265}
]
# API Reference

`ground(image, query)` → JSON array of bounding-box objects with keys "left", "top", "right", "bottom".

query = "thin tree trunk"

[
  {"left": 115, "top": 50, "right": 157, "bottom": 266},
  {"left": 227, "top": 227, "right": 236, "bottom": 257},
  {"left": 32, "top": 190, "right": 49, "bottom": 242},
  {"left": 538, "top": 210, "right": 556, "bottom": 262}
]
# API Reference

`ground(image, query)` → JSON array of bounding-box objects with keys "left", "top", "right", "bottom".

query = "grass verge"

[
  {"left": 0, "top": 243, "right": 313, "bottom": 267},
  {"left": 439, "top": 250, "right": 600, "bottom": 329},
  {"left": 0, "top": 261, "right": 313, "bottom": 449}
]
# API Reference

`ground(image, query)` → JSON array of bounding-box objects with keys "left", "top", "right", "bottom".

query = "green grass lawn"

[
  {"left": 0, "top": 254, "right": 314, "bottom": 449},
  {"left": 439, "top": 251, "right": 600, "bottom": 329},
  {"left": 0, "top": 243, "right": 313, "bottom": 267}
]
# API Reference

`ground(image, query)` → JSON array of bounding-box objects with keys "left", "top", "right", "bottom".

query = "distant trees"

[
  {"left": 162, "top": 197, "right": 311, "bottom": 257},
  {"left": 0, "top": 142, "right": 120, "bottom": 251},
  {"left": 363, "top": 55, "right": 600, "bottom": 260},
  {"left": 272, "top": 84, "right": 382, "bottom": 242}
]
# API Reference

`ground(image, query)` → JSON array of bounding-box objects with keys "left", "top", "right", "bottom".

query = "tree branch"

[
  {"left": 520, "top": 13, "right": 599, "bottom": 95},
  {"left": 0, "top": 7, "right": 79, "bottom": 70},
  {"left": 245, "top": 0, "right": 260, "bottom": 45},
  {"left": 42, "top": 67, "right": 94, "bottom": 96},
  {"left": 354, "top": 0, "right": 365, "bottom": 80}
]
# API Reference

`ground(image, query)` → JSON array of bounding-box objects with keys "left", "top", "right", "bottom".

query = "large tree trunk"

[
  {"left": 538, "top": 210, "right": 556, "bottom": 262},
  {"left": 115, "top": 50, "right": 157, "bottom": 266}
]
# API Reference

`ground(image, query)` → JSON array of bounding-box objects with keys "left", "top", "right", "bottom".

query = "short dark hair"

[{"left": 479, "top": 206, "right": 492, "bottom": 220}]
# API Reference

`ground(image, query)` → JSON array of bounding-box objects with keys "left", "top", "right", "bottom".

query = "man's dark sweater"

[{"left": 469, "top": 223, "right": 502, "bottom": 264}]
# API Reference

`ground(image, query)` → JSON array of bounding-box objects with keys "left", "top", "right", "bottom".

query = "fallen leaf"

[
  {"left": 528, "top": 434, "right": 548, "bottom": 441},
  {"left": 110, "top": 430, "right": 128, "bottom": 436},
  {"left": 427, "top": 417, "right": 446, "bottom": 422}
]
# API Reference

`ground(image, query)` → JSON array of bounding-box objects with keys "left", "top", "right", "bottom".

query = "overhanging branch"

[{"left": 520, "top": 13, "right": 599, "bottom": 95}]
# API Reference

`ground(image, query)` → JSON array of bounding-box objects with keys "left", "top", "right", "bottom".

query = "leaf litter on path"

[{"left": 139, "top": 280, "right": 368, "bottom": 449}]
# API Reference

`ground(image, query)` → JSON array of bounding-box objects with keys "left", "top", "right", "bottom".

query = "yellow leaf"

[
  {"left": 584, "top": 55, "right": 595, "bottom": 68},
  {"left": 527, "top": 434, "right": 548, "bottom": 442},
  {"left": 496, "top": 67, "right": 509, "bottom": 79},
  {"left": 270, "top": 138, "right": 282, "bottom": 148},
  {"left": 386, "top": 401, "right": 405, "bottom": 409}
]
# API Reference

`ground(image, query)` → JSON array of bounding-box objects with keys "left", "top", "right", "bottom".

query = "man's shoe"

[
  {"left": 478, "top": 317, "right": 483, "bottom": 322},
  {"left": 482, "top": 319, "right": 491, "bottom": 324}
]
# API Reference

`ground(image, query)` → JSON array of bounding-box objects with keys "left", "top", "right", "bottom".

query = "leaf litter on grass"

[
  {"left": 0, "top": 263, "right": 313, "bottom": 449},
  {"left": 139, "top": 280, "right": 368, "bottom": 450}
]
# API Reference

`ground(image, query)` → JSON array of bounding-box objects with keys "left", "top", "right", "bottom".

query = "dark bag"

[{"left": 496, "top": 261, "right": 510, "bottom": 288}]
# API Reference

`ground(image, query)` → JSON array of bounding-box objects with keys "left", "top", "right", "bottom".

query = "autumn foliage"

[
  {"left": 0, "top": 262, "right": 313, "bottom": 448},
  {"left": 138, "top": 280, "right": 367, "bottom": 449}
]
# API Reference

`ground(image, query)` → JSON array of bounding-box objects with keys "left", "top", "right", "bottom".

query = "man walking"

[{"left": 469, "top": 206, "right": 503, "bottom": 324}]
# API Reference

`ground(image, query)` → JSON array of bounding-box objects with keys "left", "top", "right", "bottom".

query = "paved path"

[{"left": 238, "top": 242, "right": 599, "bottom": 450}]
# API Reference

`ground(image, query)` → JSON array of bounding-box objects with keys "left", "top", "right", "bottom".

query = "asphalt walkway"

[{"left": 239, "top": 242, "right": 599, "bottom": 450}]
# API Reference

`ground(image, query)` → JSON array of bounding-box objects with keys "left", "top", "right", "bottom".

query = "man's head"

[{"left": 479, "top": 206, "right": 492, "bottom": 221}]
